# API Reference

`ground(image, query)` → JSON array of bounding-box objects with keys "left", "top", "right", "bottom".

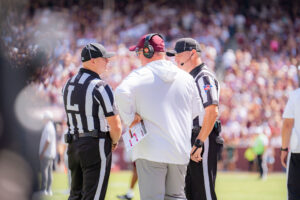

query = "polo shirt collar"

[
  {"left": 189, "top": 63, "right": 206, "bottom": 78},
  {"left": 79, "top": 68, "right": 101, "bottom": 79}
]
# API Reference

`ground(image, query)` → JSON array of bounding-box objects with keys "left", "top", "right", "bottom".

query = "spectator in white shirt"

[{"left": 38, "top": 111, "right": 56, "bottom": 196}]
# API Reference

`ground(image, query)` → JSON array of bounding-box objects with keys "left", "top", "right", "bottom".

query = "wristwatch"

[
  {"left": 194, "top": 139, "right": 204, "bottom": 148},
  {"left": 280, "top": 147, "right": 288, "bottom": 152},
  {"left": 191, "top": 139, "right": 204, "bottom": 156}
]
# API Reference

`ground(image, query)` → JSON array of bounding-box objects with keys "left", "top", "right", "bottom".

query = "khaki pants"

[{"left": 135, "top": 159, "right": 187, "bottom": 200}]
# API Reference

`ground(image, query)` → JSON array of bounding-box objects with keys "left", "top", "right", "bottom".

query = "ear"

[{"left": 191, "top": 49, "right": 197, "bottom": 57}]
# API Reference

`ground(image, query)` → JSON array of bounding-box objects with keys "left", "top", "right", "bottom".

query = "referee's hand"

[
  {"left": 112, "top": 142, "right": 118, "bottom": 152},
  {"left": 190, "top": 146, "right": 202, "bottom": 162},
  {"left": 281, "top": 151, "right": 288, "bottom": 168}
]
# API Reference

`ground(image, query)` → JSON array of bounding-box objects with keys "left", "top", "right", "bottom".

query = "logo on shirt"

[{"left": 204, "top": 84, "right": 213, "bottom": 93}]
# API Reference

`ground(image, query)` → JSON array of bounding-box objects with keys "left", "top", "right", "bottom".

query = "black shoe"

[{"left": 116, "top": 194, "right": 132, "bottom": 200}]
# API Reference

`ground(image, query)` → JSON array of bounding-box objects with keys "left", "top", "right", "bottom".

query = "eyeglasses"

[{"left": 135, "top": 49, "right": 143, "bottom": 56}]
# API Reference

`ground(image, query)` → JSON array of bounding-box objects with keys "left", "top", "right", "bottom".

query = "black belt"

[
  {"left": 191, "top": 121, "right": 223, "bottom": 146},
  {"left": 64, "top": 130, "right": 109, "bottom": 143}
]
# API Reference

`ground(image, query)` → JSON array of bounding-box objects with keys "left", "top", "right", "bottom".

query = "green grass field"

[{"left": 45, "top": 171, "right": 287, "bottom": 200}]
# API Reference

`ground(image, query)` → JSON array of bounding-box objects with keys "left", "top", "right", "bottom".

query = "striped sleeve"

[
  {"left": 94, "top": 84, "right": 118, "bottom": 117},
  {"left": 196, "top": 75, "right": 219, "bottom": 108}
]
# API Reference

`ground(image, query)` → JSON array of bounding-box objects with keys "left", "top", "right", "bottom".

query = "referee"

[
  {"left": 281, "top": 65, "right": 300, "bottom": 200},
  {"left": 167, "top": 38, "right": 223, "bottom": 200},
  {"left": 62, "top": 43, "right": 122, "bottom": 200}
]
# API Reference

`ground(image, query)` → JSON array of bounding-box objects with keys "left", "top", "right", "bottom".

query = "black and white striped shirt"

[
  {"left": 62, "top": 68, "right": 117, "bottom": 134},
  {"left": 190, "top": 63, "right": 220, "bottom": 127}
]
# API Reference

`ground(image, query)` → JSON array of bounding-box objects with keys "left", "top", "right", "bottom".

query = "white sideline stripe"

[
  {"left": 202, "top": 138, "right": 212, "bottom": 200},
  {"left": 94, "top": 139, "right": 106, "bottom": 200}
]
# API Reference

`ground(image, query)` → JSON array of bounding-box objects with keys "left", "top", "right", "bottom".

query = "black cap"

[
  {"left": 81, "top": 43, "right": 115, "bottom": 62},
  {"left": 166, "top": 38, "right": 201, "bottom": 57}
]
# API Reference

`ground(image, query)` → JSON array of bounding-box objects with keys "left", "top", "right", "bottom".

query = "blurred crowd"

[{"left": 2, "top": 0, "right": 300, "bottom": 155}]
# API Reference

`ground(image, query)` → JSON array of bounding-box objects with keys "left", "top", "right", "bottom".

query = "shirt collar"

[
  {"left": 79, "top": 68, "right": 101, "bottom": 79},
  {"left": 189, "top": 63, "right": 206, "bottom": 78}
]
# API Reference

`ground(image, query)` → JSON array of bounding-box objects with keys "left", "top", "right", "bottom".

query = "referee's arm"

[
  {"left": 191, "top": 76, "right": 219, "bottom": 162},
  {"left": 281, "top": 118, "right": 294, "bottom": 168},
  {"left": 281, "top": 91, "right": 295, "bottom": 168},
  {"left": 191, "top": 105, "right": 218, "bottom": 162},
  {"left": 107, "top": 115, "right": 122, "bottom": 145},
  {"left": 95, "top": 85, "right": 122, "bottom": 145},
  {"left": 197, "top": 105, "right": 218, "bottom": 142},
  {"left": 198, "top": 76, "right": 220, "bottom": 126}
]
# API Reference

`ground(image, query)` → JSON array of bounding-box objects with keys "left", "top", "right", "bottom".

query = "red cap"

[{"left": 129, "top": 34, "right": 165, "bottom": 52}]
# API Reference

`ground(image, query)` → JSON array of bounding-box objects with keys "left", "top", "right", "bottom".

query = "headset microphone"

[{"left": 180, "top": 53, "right": 194, "bottom": 66}]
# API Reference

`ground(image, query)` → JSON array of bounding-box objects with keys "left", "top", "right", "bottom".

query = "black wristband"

[
  {"left": 280, "top": 147, "right": 288, "bottom": 151},
  {"left": 194, "top": 139, "right": 204, "bottom": 148}
]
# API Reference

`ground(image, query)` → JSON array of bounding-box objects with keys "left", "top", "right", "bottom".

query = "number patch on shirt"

[{"left": 66, "top": 85, "right": 79, "bottom": 111}]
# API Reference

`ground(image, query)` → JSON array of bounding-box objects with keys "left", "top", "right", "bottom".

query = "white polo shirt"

[
  {"left": 282, "top": 88, "right": 300, "bottom": 153},
  {"left": 115, "top": 60, "right": 202, "bottom": 165}
]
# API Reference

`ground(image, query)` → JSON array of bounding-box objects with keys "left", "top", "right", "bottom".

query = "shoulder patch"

[{"left": 203, "top": 84, "right": 213, "bottom": 92}]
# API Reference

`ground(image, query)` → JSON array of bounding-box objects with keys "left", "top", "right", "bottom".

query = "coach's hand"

[
  {"left": 281, "top": 150, "right": 288, "bottom": 168},
  {"left": 190, "top": 146, "right": 202, "bottom": 162},
  {"left": 129, "top": 114, "right": 142, "bottom": 128}
]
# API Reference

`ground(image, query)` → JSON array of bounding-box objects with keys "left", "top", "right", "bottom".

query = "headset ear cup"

[
  {"left": 143, "top": 45, "right": 154, "bottom": 58},
  {"left": 143, "top": 47, "right": 149, "bottom": 57}
]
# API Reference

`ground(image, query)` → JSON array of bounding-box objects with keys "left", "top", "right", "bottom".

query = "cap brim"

[
  {"left": 166, "top": 50, "right": 176, "bottom": 57},
  {"left": 129, "top": 45, "right": 137, "bottom": 51},
  {"left": 102, "top": 52, "right": 115, "bottom": 58}
]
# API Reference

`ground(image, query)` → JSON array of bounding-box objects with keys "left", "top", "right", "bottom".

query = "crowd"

[{"left": 2, "top": 0, "right": 300, "bottom": 151}]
